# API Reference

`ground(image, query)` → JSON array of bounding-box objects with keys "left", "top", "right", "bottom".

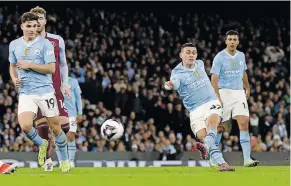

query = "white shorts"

[
  {"left": 219, "top": 89, "right": 249, "bottom": 122},
  {"left": 189, "top": 100, "right": 222, "bottom": 136},
  {"left": 18, "top": 92, "right": 59, "bottom": 118},
  {"left": 69, "top": 117, "right": 77, "bottom": 133}
]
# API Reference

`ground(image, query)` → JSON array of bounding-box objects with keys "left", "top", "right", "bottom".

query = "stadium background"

[{"left": 0, "top": 2, "right": 289, "bottom": 160}]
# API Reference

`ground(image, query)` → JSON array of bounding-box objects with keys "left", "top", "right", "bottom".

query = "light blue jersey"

[
  {"left": 210, "top": 49, "right": 247, "bottom": 90},
  {"left": 170, "top": 60, "right": 217, "bottom": 111},
  {"left": 64, "top": 77, "right": 82, "bottom": 117},
  {"left": 9, "top": 36, "right": 56, "bottom": 95}
]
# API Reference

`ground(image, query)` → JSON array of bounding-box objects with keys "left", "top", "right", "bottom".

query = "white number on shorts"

[
  {"left": 59, "top": 100, "right": 67, "bottom": 109},
  {"left": 45, "top": 98, "right": 55, "bottom": 109},
  {"left": 210, "top": 104, "right": 221, "bottom": 110}
]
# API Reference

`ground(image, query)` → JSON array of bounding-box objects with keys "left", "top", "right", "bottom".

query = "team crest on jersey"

[
  {"left": 34, "top": 49, "right": 41, "bottom": 56},
  {"left": 194, "top": 71, "right": 199, "bottom": 77},
  {"left": 232, "top": 61, "right": 236, "bottom": 67},
  {"left": 24, "top": 48, "right": 30, "bottom": 56}
]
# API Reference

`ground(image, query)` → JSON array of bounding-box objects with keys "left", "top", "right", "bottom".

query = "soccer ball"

[{"left": 100, "top": 119, "right": 124, "bottom": 141}]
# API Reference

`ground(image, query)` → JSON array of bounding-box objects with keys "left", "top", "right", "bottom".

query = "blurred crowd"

[{"left": 0, "top": 5, "right": 290, "bottom": 157}]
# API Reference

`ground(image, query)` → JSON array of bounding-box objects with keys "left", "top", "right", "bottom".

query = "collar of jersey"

[
  {"left": 181, "top": 61, "right": 197, "bottom": 71},
  {"left": 224, "top": 49, "right": 237, "bottom": 59},
  {"left": 21, "top": 36, "right": 40, "bottom": 47}
]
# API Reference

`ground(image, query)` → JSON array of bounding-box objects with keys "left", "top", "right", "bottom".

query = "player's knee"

[
  {"left": 236, "top": 116, "right": 249, "bottom": 130},
  {"left": 67, "top": 132, "right": 75, "bottom": 141},
  {"left": 206, "top": 114, "right": 220, "bottom": 128}
]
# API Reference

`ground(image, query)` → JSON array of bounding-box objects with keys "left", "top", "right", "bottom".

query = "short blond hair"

[{"left": 30, "top": 6, "right": 46, "bottom": 17}]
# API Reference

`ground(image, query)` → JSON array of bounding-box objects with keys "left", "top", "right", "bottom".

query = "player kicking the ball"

[
  {"left": 210, "top": 30, "right": 259, "bottom": 167},
  {"left": 56, "top": 76, "right": 82, "bottom": 167},
  {"left": 30, "top": 6, "right": 72, "bottom": 171},
  {"left": 9, "top": 12, "right": 70, "bottom": 172},
  {"left": 164, "top": 43, "right": 234, "bottom": 171}
]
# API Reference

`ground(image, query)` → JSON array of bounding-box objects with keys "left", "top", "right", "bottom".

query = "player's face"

[
  {"left": 21, "top": 20, "right": 38, "bottom": 40},
  {"left": 225, "top": 35, "right": 239, "bottom": 51},
  {"left": 36, "top": 13, "right": 46, "bottom": 33},
  {"left": 180, "top": 47, "right": 197, "bottom": 65}
]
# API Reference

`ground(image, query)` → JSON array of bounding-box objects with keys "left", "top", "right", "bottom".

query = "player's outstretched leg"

[
  {"left": 47, "top": 117, "right": 70, "bottom": 172},
  {"left": 236, "top": 115, "right": 259, "bottom": 167},
  {"left": 210, "top": 125, "right": 224, "bottom": 167},
  {"left": 18, "top": 112, "right": 48, "bottom": 166}
]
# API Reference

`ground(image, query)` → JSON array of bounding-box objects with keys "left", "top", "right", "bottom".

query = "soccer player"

[
  {"left": 9, "top": 12, "right": 70, "bottom": 172},
  {"left": 56, "top": 76, "right": 82, "bottom": 167},
  {"left": 30, "top": 7, "right": 71, "bottom": 171},
  {"left": 210, "top": 30, "right": 259, "bottom": 167},
  {"left": 0, "top": 161, "right": 17, "bottom": 174},
  {"left": 164, "top": 43, "right": 234, "bottom": 171}
]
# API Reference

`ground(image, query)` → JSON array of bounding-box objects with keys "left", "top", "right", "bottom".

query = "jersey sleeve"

[
  {"left": 43, "top": 39, "right": 56, "bottom": 64},
  {"left": 73, "top": 79, "right": 83, "bottom": 115},
  {"left": 243, "top": 54, "right": 248, "bottom": 71},
  {"left": 210, "top": 55, "right": 222, "bottom": 75},
  {"left": 170, "top": 70, "right": 181, "bottom": 90},
  {"left": 59, "top": 36, "right": 69, "bottom": 86},
  {"left": 8, "top": 41, "right": 17, "bottom": 64}
]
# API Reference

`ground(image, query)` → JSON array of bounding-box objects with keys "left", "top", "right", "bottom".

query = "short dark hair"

[
  {"left": 226, "top": 30, "right": 239, "bottom": 37},
  {"left": 21, "top": 12, "right": 39, "bottom": 24},
  {"left": 181, "top": 43, "right": 196, "bottom": 51}
]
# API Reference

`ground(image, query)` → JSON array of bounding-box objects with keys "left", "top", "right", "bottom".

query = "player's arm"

[
  {"left": 74, "top": 79, "right": 83, "bottom": 122},
  {"left": 242, "top": 58, "right": 250, "bottom": 100},
  {"left": 210, "top": 56, "right": 223, "bottom": 104},
  {"left": 17, "top": 40, "right": 56, "bottom": 74},
  {"left": 8, "top": 42, "right": 21, "bottom": 87},
  {"left": 164, "top": 72, "right": 180, "bottom": 90},
  {"left": 59, "top": 37, "right": 69, "bottom": 86}
]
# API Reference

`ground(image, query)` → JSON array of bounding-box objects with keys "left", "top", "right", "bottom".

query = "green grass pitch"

[{"left": 0, "top": 167, "right": 289, "bottom": 186}]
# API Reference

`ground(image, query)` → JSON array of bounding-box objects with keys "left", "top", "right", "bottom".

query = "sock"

[
  {"left": 68, "top": 141, "right": 76, "bottom": 162},
  {"left": 55, "top": 146, "right": 62, "bottom": 164},
  {"left": 37, "top": 124, "right": 52, "bottom": 159},
  {"left": 0, "top": 161, "right": 3, "bottom": 167},
  {"left": 204, "top": 127, "right": 217, "bottom": 150},
  {"left": 215, "top": 133, "right": 222, "bottom": 147},
  {"left": 209, "top": 146, "right": 226, "bottom": 165},
  {"left": 240, "top": 130, "right": 251, "bottom": 162},
  {"left": 26, "top": 127, "right": 44, "bottom": 146},
  {"left": 53, "top": 131, "right": 68, "bottom": 161}
]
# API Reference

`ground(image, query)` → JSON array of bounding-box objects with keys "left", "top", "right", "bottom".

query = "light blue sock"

[
  {"left": 209, "top": 147, "right": 226, "bottom": 165},
  {"left": 55, "top": 146, "right": 62, "bottom": 164},
  {"left": 204, "top": 128, "right": 217, "bottom": 150},
  {"left": 54, "top": 131, "right": 68, "bottom": 161},
  {"left": 215, "top": 133, "right": 222, "bottom": 147},
  {"left": 68, "top": 141, "right": 76, "bottom": 162},
  {"left": 26, "top": 127, "right": 43, "bottom": 146},
  {"left": 240, "top": 130, "right": 251, "bottom": 162}
]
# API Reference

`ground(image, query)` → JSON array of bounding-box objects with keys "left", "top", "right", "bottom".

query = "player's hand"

[
  {"left": 218, "top": 97, "right": 223, "bottom": 108},
  {"left": 245, "top": 88, "right": 250, "bottom": 100},
  {"left": 17, "top": 60, "right": 31, "bottom": 70},
  {"left": 62, "top": 85, "right": 72, "bottom": 99},
  {"left": 12, "top": 78, "right": 21, "bottom": 88},
  {"left": 164, "top": 81, "right": 174, "bottom": 90},
  {"left": 76, "top": 114, "right": 82, "bottom": 123}
]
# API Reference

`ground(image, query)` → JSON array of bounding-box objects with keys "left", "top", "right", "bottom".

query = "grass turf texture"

[{"left": 1, "top": 167, "right": 289, "bottom": 186}]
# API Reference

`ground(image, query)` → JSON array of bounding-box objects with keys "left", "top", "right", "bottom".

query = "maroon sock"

[{"left": 61, "top": 123, "right": 70, "bottom": 134}]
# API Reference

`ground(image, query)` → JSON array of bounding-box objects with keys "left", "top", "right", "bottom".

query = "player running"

[
  {"left": 9, "top": 12, "right": 70, "bottom": 172},
  {"left": 210, "top": 30, "right": 259, "bottom": 167},
  {"left": 30, "top": 6, "right": 72, "bottom": 171},
  {"left": 164, "top": 43, "right": 234, "bottom": 171},
  {"left": 56, "top": 76, "right": 82, "bottom": 167}
]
